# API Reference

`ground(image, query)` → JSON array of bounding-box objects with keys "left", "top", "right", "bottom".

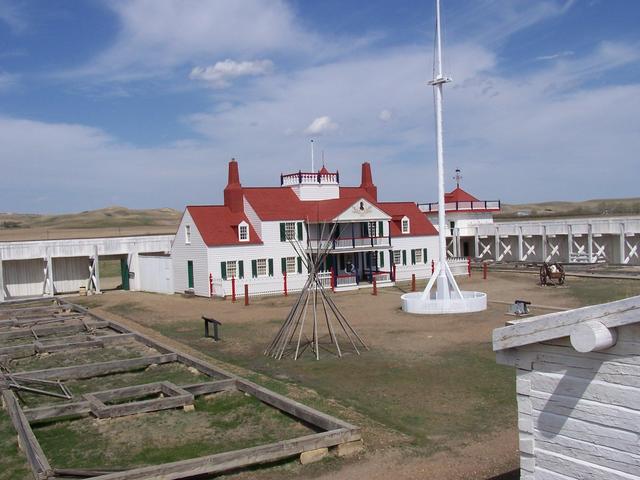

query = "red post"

[
  {"left": 372, "top": 277, "right": 377, "bottom": 296},
  {"left": 209, "top": 273, "right": 213, "bottom": 297},
  {"left": 467, "top": 257, "right": 471, "bottom": 277},
  {"left": 231, "top": 276, "right": 236, "bottom": 302},
  {"left": 283, "top": 271, "right": 288, "bottom": 297},
  {"left": 392, "top": 264, "right": 396, "bottom": 282},
  {"left": 411, "top": 274, "right": 416, "bottom": 292},
  {"left": 244, "top": 284, "right": 249, "bottom": 306},
  {"left": 330, "top": 267, "right": 335, "bottom": 292},
  {"left": 431, "top": 259, "right": 435, "bottom": 274},
  {"left": 483, "top": 263, "right": 488, "bottom": 280}
]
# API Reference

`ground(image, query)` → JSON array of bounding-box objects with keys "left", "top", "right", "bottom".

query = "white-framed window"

[
  {"left": 414, "top": 249, "right": 422, "bottom": 264},
  {"left": 401, "top": 217, "right": 410, "bottom": 234},
  {"left": 392, "top": 250, "right": 402, "bottom": 265},
  {"left": 185, "top": 224, "right": 191, "bottom": 244},
  {"left": 285, "top": 256, "right": 296, "bottom": 274},
  {"left": 368, "top": 221, "right": 377, "bottom": 237},
  {"left": 256, "top": 258, "right": 267, "bottom": 276},
  {"left": 239, "top": 222, "right": 249, "bottom": 242},
  {"left": 285, "top": 222, "right": 296, "bottom": 240},
  {"left": 226, "top": 260, "right": 237, "bottom": 279}
]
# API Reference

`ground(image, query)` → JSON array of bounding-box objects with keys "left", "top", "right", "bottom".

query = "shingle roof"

[
  {"left": 186, "top": 205, "right": 262, "bottom": 247},
  {"left": 445, "top": 187, "right": 478, "bottom": 203},
  {"left": 378, "top": 202, "right": 439, "bottom": 237}
]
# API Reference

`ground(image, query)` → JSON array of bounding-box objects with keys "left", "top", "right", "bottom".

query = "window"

[
  {"left": 285, "top": 222, "right": 296, "bottom": 240},
  {"left": 256, "top": 258, "right": 267, "bottom": 276},
  {"left": 368, "top": 221, "right": 377, "bottom": 237},
  {"left": 285, "top": 257, "right": 296, "bottom": 274},
  {"left": 401, "top": 217, "right": 410, "bottom": 234},
  {"left": 392, "top": 250, "right": 402, "bottom": 265},
  {"left": 414, "top": 249, "right": 422, "bottom": 264},
  {"left": 226, "top": 261, "right": 237, "bottom": 279},
  {"left": 239, "top": 224, "right": 248, "bottom": 241},
  {"left": 185, "top": 225, "right": 191, "bottom": 244}
]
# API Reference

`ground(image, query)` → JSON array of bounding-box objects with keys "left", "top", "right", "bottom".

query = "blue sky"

[{"left": 1, "top": 0, "right": 639, "bottom": 213}]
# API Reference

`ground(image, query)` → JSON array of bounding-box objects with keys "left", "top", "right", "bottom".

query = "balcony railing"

[
  {"left": 308, "top": 236, "right": 391, "bottom": 250},
  {"left": 281, "top": 170, "right": 339, "bottom": 186},
  {"left": 419, "top": 200, "right": 501, "bottom": 213},
  {"left": 335, "top": 274, "right": 357, "bottom": 287}
]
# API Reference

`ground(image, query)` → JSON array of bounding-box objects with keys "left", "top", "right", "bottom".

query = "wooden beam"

[
  {"left": 0, "top": 321, "right": 108, "bottom": 341},
  {"left": 12, "top": 353, "right": 177, "bottom": 381},
  {"left": 24, "top": 401, "right": 92, "bottom": 422},
  {"left": 181, "top": 379, "right": 237, "bottom": 396}
]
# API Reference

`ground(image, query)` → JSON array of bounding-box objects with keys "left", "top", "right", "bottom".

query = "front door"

[
  {"left": 187, "top": 261, "right": 194, "bottom": 289},
  {"left": 120, "top": 258, "right": 130, "bottom": 291}
]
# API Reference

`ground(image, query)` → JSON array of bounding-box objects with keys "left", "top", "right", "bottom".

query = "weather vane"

[{"left": 453, "top": 168, "right": 462, "bottom": 188}]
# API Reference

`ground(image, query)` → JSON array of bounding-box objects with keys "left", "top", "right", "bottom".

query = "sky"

[{"left": 0, "top": 0, "right": 639, "bottom": 213}]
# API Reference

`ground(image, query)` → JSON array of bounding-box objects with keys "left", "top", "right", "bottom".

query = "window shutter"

[
  {"left": 423, "top": 249, "right": 428, "bottom": 264},
  {"left": 297, "top": 257, "right": 302, "bottom": 273},
  {"left": 268, "top": 258, "right": 274, "bottom": 276},
  {"left": 380, "top": 251, "right": 384, "bottom": 268},
  {"left": 221, "top": 262, "right": 227, "bottom": 280},
  {"left": 238, "top": 260, "right": 244, "bottom": 278},
  {"left": 378, "top": 221, "right": 383, "bottom": 237},
  {"left": 279, "top": 223, "right": 286, "bottom": 242},
  {"left": 297, "top": 222, "right": 303, "bottom": 240},
  {"left": 251, "top": 260, "right": 257, "bottom": 278},
  {"left": 411, "top": 249, "right": 416, "bottom": 265},
  {"left": 402, "top": 250, "right": 407, "bottom": 265},
  {"left": 281, "top": 257, "right": 286, "bottom": 274}
]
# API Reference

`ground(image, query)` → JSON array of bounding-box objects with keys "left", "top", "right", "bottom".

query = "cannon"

[{"left": 540, "top": 262, "right": 565, "bottom": 286}]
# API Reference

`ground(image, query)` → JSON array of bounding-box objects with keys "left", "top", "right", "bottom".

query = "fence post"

[
  {"left": 392, "top": 264, "right": 396, "bottom": 282},
  {"left": 283, "top": 271, "right": 288, "bottom": 297},
  {"left": 209, "top": 273, "right": 213, "bottom": 298},
  {"left": 483, "top": 263, "right": 488, "bottom": 280},
  {"left": 467, "top": 257, "right": 471, "bottom": 277},
  {"left": 244, "top": 284, "right": 249, "bottom": 306},
  {"left": 330, "top": 267, "right": 335, "bottom": 292},
  {"left": 411, "top": 274, "right": 416, "bottom": 292},
  {"left": 431, "top": 259, "right": 435, "bottom": 274},
  {"left": 231, "top": 277, "right": 236, "bottom": 302},
  {"left": 372, "top": 277, "right": 377, "bottom": 296}
]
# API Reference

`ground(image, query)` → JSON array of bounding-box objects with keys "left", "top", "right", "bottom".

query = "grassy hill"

[{"left": 495, "top": 197, "right": 640, "bottom": 220}]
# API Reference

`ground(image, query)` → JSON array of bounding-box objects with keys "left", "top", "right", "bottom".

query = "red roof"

[
  {"left": 186, "top": 206, "right": 262, "bottom": 247},
  {"left": 445, "top": 187, "right": 478, "bottom": 203},
  {"left": 379, "top": 202, "right": 438, "bottom": 237}
]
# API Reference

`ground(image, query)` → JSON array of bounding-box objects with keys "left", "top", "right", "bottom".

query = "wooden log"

[
  {"left": 0, "top": 343, "right": 36, "bottom": 358},
  {"left": 53, "top": 468, "right": 125, "bottom": 478},
  {"left": 24, "top": 401, "right": 92, "bottom": 422},
  {"left": 12, "top": 353, "right": 177, "bottom": 381},
  {"left": 87, "top": 393, "right": 193, "bottom": 419},
  {"left": 570, "top": 320, "right": 618, "bottom": 353},
  {"left": 89, "top": 429, "right": 360, "bottom": 480},
  {"left": 0, "top": 321, "right": 108, "bottom": 341},
  {"left": 181, "top": 379, "right": 237, "bottom": 396},
  {"left": 1, "top": 390, "right": 52, "bottom": 478}
]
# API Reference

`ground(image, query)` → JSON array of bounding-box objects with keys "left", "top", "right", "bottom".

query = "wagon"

[{"left": 539, "top": 262, "right": 565, "bottom": 286}]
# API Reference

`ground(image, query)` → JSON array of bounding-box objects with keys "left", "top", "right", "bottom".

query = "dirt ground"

[{"left": 62, "top": 272, "right": 637, "bottom": 480}]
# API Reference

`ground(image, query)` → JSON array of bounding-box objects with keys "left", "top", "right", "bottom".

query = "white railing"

[
  {"left": 430, "top": 257, "right": 470, "bottom": 276},
  {"left": 308, "top": 236, "right": 390, "bottom": 250},
  {"left": 372, "top": 271, "right": 392, "bottom": 283},
  {"left": 281, "top": 171, "right": 338, "bottom": 186},
  {"left": 335, "top": 274, "right": 357, "bottom": 287},
  {"left": 317, "top": 272, "right": 332, "bottom": 288},
  {"left": 420, "top": 200, "right": 501, "bottom": 213}
]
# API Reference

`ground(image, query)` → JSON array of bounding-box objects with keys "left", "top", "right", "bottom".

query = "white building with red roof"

[{"left": 172, "top": 159, "right": 439, "bottom": 297}]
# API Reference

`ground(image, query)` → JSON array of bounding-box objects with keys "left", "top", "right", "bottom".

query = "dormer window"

[
  {"left": 238, "top": 221, "right": 249, "bottom": 242},
  {"left": 401, "top": 217, "right": 410, "bottom": 234},
  {"left": 185, "top": 224, "right": 191, "bottom": 244}
]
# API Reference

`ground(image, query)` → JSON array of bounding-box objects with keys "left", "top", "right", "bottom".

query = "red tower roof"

[{"left": 445, "top": 187, "right": 478, "bottom": 203}]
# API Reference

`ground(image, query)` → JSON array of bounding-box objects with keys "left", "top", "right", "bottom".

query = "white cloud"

[
  {"left": 378, "top": 109, "right": 392, "bottom": 121},
  {"left": 304, "top": 116, "right": 339, "bottom": 136},
  {"left": 189, "top": 59, "right": 274, "bottom": 88},
  {"left": 536, "top": 50, "right": 574, "bottom": 61}
]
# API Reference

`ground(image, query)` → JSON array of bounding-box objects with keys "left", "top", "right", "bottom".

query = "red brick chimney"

[
  {"left": 360, "top": 162, "right": 377, "bottom": 201},
  {"left": 224, "top": 158, "right": 244, "bottom": 213}
]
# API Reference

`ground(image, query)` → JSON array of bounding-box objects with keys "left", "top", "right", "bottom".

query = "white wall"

[
  {"left": 390, "top": 235, "right": 439, "bottom": 281},
  {"left": 2, "top": 258, "right": 45, "bottom": 298},
  {"left": 139, "top": 255, "right": 173, "bottom": 294},
  {"left": 171, "top": 210, "right": 210, "bottom": 296},
  {"left": 52, "top": 256, "right": 89, "bottom": 294}
]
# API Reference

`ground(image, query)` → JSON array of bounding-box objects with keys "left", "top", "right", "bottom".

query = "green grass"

[
  {"left": 99, "top": 259, "right": 121, "bottom": 279},
  {"left": 0, "top": 411, "right": 31, "bottom": 480},
  {"left": 567, "top": 278, "right": 640, "bottom": 306}
]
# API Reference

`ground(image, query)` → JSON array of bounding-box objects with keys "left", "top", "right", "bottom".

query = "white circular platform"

[{"left": 401, "top": 291, "right": 487, "bottom": 314}]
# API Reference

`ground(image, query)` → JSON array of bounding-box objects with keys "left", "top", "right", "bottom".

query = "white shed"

[{"left": 493, "top": 296, "right": 640, "bottom": 480}]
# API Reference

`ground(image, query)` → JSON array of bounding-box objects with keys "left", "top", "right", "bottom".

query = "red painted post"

[
  {"left": 483, "top": 263, "right": 488, "bottom": 280},
  {"left": 467, "top": 257, "right": 471, "bottom": 277},
  {"left": 244, "top": 284, "right": 249, "bottom": 306},
  {"left": 411, "top": 274, "right": 416, "bottom": 292},
  {"left": 431, "top": 259, "right": 435, "bottom": 274},
  {"left": 392, "top": 264, "right": 396, "bottom": 282},
  {"left": 231, "top": 276, "right": 236, "bottom": 302},
  {"left": 372, "top": 277, "right": 377, "bottom": 296},
  {"left": 283, "top": 271, "right": 288, "bottom": 296},
  {"left": 209, "top": 273, "right": 213, "bottom": 297},
  {"left": 330, "top": 267, "right": 335, "bottom": 292}
]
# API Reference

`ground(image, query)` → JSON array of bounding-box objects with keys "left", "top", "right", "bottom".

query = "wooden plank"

[
  {"left": 12, "top": 353, "right": 177, "bottom": 381},
  {"left": 0, "top": 321, "right": 108, "bottom": 341},
  {"left": 0, "top": 343, "right": 36, "bottom": 357},
  {"left": 24, "top": 401, "right": 92, "bottom": 422},
  {"left": 493, "top": 295, "right": 640, "bottom": 351},
  {"left": 90, "top": 429, "right": 359, "bottom": 480},
  {"left": 182, "top": 379, "right": 237, "bottom": 396},
  {"left": 1, "top": 390, "right": 52, "bottom": 478},
  {"left": 536, "top": 448, "right": 636, "bottom": 480},
  {"left": 236, "top": 379, "right": 358, "bottom": 432}
]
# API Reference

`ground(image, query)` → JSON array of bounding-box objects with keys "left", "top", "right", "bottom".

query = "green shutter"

[
  {"left": 187, "top": 261, "right": 194, "bottom": 288},
  {"left": 281, "top": 257, "right": 287, "bottom": 274},
  {"left": 238, "top": 260, "right": 244, "bottom": 278},
  {"left": 380, "top": 251, "right": 384, "bottom": 268},
  {"left": 402, "top": 250, "right": 407, "bottom": 265},
  {"left": 297, "top": 222, "right": 303, "bottom": 240},
  {"left": 378, "top": 221, "right": 383, "bottom": 237},
  {"left": 268, "top": 258, "right": 274, "bottom": 276},
  {"left": 297, "top": 257, "right": 302, "bottom": 273},
  {"left": 251, "top": 260, "right": 257, "bottom": 278},
  {"left": 220, "top": 262, "right": 227, "bottom": 280},
  {"left": 279, "top": 223, "right": 286, "bottom": 242},
  {"left": 423, "top": 248, "right": 428, "bottom": 264},
  {"left": 411, "top": 249, "right": 416, "bottom": 265}
]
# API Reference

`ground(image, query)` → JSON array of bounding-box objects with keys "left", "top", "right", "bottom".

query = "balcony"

[
  {"left": 281, "top": 171, "right": 339, "bottom": 186},
  {"left": 419, "top": 200, "right": 501, "bottom": 213},
  {"left": 307, "top": 235, "right": 391, "bottom": 251}
]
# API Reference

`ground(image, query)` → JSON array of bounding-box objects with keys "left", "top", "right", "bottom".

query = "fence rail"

[{"left": 419, "top": 200, "right": 501, "bottom": 213}]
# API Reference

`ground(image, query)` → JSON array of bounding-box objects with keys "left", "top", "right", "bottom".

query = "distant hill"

[
  {"left": 495, "top": 197, "right": 640, "bottom": 220},
  {"left": 0, "top": 206, "right": 181, "bottom": 241}
]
